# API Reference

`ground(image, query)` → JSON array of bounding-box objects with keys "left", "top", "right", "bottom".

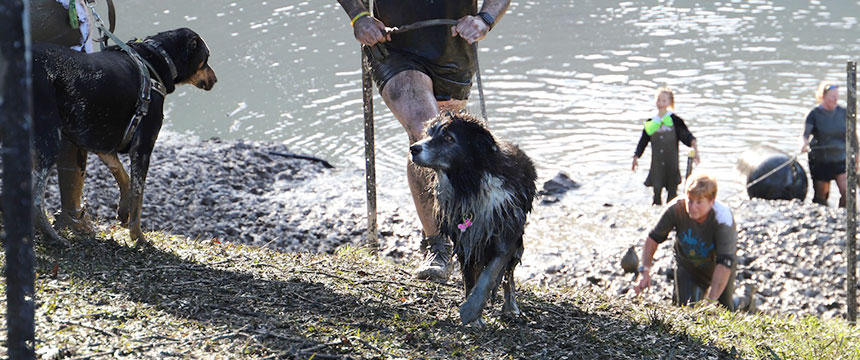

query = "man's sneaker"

[
  {"left": 734, "top": 283, "right": 758, "bottom": 312},
  {"left": 415, "top": 234, "right": 454, "bottom": 282},
  {"left": 742, "top": 284, "right": 758, "bottom": 312}
]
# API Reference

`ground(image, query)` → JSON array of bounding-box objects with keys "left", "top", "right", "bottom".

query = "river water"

[{"left": 108, "top": 0, "right": 860, "bottom": 205}]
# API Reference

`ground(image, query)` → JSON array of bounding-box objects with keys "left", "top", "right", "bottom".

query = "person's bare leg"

[
  {"left": 835, "top": 173, "right": 848, "bottom": 207},
  {"left": 380, "top": 70, "right": 465, "bottom": 281},
  {"left": 813, "top": 180, "right": 830, "bottom": 206},
  {"left": 381, "top": 70, "right": 440, "bottom": 234}
]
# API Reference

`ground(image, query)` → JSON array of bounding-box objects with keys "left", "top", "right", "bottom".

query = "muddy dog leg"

[
  {"left": 462, "top": 261, "right": 480, "bottom": 299},
  {"left": 33, "top": 167, "right": 69, "bottom": 247},
  {"left": 459, "top": 252, "right": 510, "bottom": 324},
  {"left": 55, "top": 138, "right": 94, "bottom": 234},
  {"left": 125, "top": 115, "right": 162, "bottom": 246},
  {"left": 502, "top": 246, "right": 523, "bottom": 315},
  {"left": 126, "top": 149, "right": 151, "bottom": 246},
  {"left": 501, "top": 266, "right": 521, "bottom": 315},
  {"left": 97, "top": 152, "right": 131, "bottom": 226},
  {"left": 32, "top": 124, "right": 69, "bottom": 246}
]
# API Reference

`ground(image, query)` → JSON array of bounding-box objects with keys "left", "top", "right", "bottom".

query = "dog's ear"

[{"left": 187, "top": 36, "right": 200, "bottom": 53}]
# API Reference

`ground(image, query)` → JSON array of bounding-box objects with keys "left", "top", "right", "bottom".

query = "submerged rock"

[{"left": 540, "top": 171, "right": 581, "bottom": 196}]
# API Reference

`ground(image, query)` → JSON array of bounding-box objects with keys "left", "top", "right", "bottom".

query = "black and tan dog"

[
  {"left": 410, "top": 112, "right": 537, "bottom": 325},
  {"left": 31, "top": 28, "right": 217, "bottom": 246}
]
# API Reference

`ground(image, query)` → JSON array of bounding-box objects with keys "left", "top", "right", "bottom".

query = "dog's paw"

[
  {"left": 501, "top": 300, "right": 521, "bottom": 316},
  {"left": 459, "top": 299, "right": 484, "bottom": 325},
  {"left": 117, "top": 200, "right": 130, "bottom": 227},
  {"left": 129, "top": 229, "right": 149, "bottom": 248},
  {"left": 47, "top": 233, "right": 72, "bottom": 248},
  {"left": 40, "top": 227, "right": 71, "bottom": 248},
  {"left": 464, "top": 318, "right": 486, "bottom": 328},
  {"left": 53, "top": 209, "right": 95, "bottom": 236}
]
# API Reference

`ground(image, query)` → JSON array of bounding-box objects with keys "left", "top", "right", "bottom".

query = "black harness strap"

[
  {"left": 85, "top": 1, "right": 166, "bottom": 150},
  {"left": 142, "top": 38, "right": 178, "bottom": 82},
  {"left": 116, "top": 44, "right": 152, "bottom": 150}
]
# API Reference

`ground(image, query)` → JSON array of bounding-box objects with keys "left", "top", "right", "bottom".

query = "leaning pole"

[
  {"left": 0, "top": 0, "right": 37, "bottom": 358},
  {"left": 362, "top": 49, "right": 378, "bottom": 249},
  {"left": 361, "top": 0, "right": 379, "bottom": 249},
  {"left": 847, "top": 60, "right": 857, "bottom": 324}
]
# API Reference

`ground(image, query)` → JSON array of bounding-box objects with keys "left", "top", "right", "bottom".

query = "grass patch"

[{"left": 0, "top": 228, "right": 857, "bottom": 359}]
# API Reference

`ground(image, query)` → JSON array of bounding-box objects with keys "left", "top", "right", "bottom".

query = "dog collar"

[
  {"left": 142, "top": 39, "right": 179, "bottom": 81},
  {"left": 457, "top": 215, "right": 473, "bottom": 232}
]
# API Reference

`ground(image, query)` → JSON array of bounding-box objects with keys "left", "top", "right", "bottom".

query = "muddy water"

[{"left": 107, "top": 0, "right": 860, "bottom": 208}]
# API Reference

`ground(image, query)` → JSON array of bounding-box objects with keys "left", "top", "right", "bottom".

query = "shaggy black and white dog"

[{"left": 409, "top": 112, "right": 537, "bottom": 325}]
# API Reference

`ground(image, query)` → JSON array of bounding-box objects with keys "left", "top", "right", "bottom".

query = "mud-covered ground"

[{"left": 17, "top": 132, "right": 860, "bottom": 320}]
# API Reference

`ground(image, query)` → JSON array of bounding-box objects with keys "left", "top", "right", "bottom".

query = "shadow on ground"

[{"left": 11, "top": 228, "right": 739, "bottom": 359}]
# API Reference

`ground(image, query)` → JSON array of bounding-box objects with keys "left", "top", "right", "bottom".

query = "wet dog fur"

[
  {"left": 31, "top": 28, "right": 217, "bottom": 246},
  {"left": 409, "top": 112, "right": 537, "bottom": 324}
]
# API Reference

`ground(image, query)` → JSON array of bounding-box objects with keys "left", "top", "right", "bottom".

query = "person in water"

[
  {"left": 800, "top": 81, "right": 857, "bottom": 207},
  {"left": 336, "top": 0, "right": 511, "bottom": 282},
  {"left": 633, "top": 173, "right": 753, "bottom": 310},
  {"left": 632, "top": 87, "right": 700, "bottom": 205}
]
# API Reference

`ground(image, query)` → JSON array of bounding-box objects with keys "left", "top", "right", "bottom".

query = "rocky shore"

[{"left": 21, "top": 133, "right": 860, "bottom": 320}]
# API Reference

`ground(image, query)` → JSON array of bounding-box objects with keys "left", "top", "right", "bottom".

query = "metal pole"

[
  {"left": 1, "top": 0, "right": 37, "bottom": 358},
  {"left": 847, "top": 60, "right": 858, "bottom": 324},
  {"left": 361, "top": 50, "right": 378, "bottom": 249}
]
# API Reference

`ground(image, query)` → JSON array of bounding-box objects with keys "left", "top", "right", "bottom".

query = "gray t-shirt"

[
  {"left": 804, "top": 105, "right": 851, "bottom": 164},
  {"left": 648, "top": 198, "right": 737, "bottom": 285}
]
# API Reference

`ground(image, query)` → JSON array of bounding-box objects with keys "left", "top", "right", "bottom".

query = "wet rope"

[
  {"left": 745, "top": 153, "right": 801, "bottom": 189},
  {"left": 745, "top": 145, "right": 846, "bottom": 189}
]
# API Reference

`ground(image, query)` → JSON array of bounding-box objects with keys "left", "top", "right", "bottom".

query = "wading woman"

[{"left": 800, "top": 81, "right": 856, "bottom": 206}]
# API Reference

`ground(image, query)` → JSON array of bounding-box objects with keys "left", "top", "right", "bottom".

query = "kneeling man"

[{"left": 633, "top": 173, "right": 738, "bottom": 309}]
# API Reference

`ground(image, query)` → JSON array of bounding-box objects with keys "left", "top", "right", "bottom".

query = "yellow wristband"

[{"left": 351, "top": 11, "right": 370, "bottom": 27}]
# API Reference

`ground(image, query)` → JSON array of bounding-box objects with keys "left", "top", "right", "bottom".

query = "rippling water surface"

[{"left": 112, "top": 0, "right": 860, "bottom": 204}]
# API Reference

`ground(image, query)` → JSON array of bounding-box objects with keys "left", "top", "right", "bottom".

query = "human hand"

[
  {"left": 451, "top": 15, "right": 489, "bottom": 44},
  {"left": 353, "top": 15, "right": 390, "bottom": 46},
  {"left": 693, "top": 153, "right": 701, "bottom": 165},
  {"left": 632, "top": 156, "right": 638, "bottom": 171},
  {"left": 633, "top": 271, "right": 650, "bottom": 294},
  {"left": 800, "top": 143, "right": 810, "bottom": 153}
]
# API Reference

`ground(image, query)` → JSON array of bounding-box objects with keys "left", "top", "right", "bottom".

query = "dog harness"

[
  {"left": 85, "top": 1, "right": 171, "bottom": 150},
  {"left": 115, "top": 39, "right": 179, "bottom": 149}
]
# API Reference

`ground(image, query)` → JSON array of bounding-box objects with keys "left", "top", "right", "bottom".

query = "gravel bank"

[{"left": 17, "top": 133, "right": 860, "bottom": 320}]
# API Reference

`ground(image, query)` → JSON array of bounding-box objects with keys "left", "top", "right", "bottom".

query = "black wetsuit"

[
  {"left": 803, "top": 104, "right": 852, "bottom": 182},
  {"left": 368, "top": 0, "right": 478, "bottom": 101},
  {"left": 634, "top": 113, "right": 696, "bottom": 205}
]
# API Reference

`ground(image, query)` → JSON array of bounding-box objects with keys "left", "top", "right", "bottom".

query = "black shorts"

[
  {"left": 366, "top": 46, "right": 474, "bottom": 101},
  {"left": 674, "top": 264, "right": 735, "bottom": 310},
  {"left": 809, "top": 160, "right": 846, "bottom": 181}
]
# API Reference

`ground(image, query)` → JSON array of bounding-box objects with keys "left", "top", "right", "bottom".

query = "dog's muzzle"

[
  {"left": 409, "top": 143, "right": 427, "bottom": 165},
  {"left": 409, "top": 143, "right": 422, "bottom": 157}
]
